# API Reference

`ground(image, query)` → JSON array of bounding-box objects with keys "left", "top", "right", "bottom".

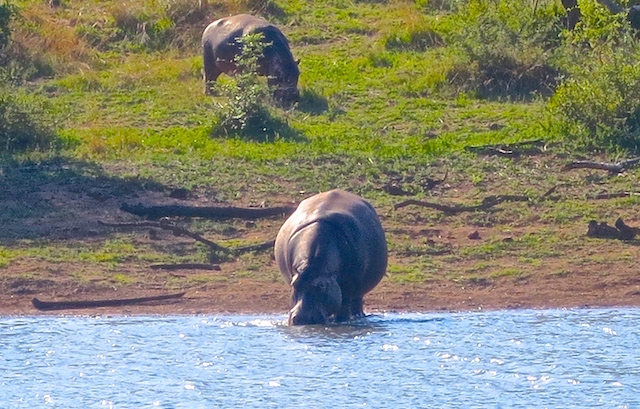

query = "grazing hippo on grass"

[
  {"left": 275, "top": 189, "right": 388, "bottom": 326},
  {"left": 201, "top": 13, "right": 300, "bottom": 105}
]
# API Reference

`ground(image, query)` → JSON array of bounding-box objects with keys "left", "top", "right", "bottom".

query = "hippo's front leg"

[{"left": 334, "top": 295, "right": 364, "bottom": 322}]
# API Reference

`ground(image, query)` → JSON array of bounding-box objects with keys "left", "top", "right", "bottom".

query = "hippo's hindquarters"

[
  {"left": 275, "top": 189, "right": 387, "bottom": 325},
  {"left": 201, "top": 14, "right": 299, "bottom": 103}
]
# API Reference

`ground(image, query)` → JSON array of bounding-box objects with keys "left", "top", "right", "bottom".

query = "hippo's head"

[
  {"left": 286, "top": 223, "right": 343, "bottom": 325},
  {"left": 289, "top": 274, "right": 342, "bottom": 326},
  {"left": 268, "top": 57, "right": 300, "bottom": 107}
]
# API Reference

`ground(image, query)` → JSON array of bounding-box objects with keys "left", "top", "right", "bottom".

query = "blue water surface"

[{"left": 1, "top": 308, "right": 639, "bottom": 408}]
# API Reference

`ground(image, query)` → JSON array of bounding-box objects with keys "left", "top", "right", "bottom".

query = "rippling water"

[{"left": 1, "top": 308, "right": 639, "bottom": 408}]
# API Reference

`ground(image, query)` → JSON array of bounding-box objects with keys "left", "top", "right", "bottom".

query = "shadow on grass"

[
  {"left": 295, "top": 89, "right": 329, "bottom": 115},
  {"left": 210, "top": 110, "right": 308, "bottom": 143},
  {"left": 0, "top": 156, "right": 169, "bottom": 241}
]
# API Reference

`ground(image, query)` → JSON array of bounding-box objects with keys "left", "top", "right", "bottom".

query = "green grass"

[{"left": 2, "top": 0, "right": 640, "bottom": 292}]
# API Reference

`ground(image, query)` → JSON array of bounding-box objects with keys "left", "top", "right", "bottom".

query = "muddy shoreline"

[{"left": 4, "top": 272, "right": 640, "bottom": 317}]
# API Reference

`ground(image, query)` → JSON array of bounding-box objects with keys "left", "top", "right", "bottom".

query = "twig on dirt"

[
  {"left": 587, "top": 218, "right": 640, "bottom": 241},
  {"left": 99, "top": 220, "right": 228, "bottom": 252},
  {"left": 120, "top": 203, "right": 296, "bottom": 220},
  {"left": 394, "top": 194, "right": 530, "bottom": 214},
  {"left": 149, "top": 263, "right": 221, "bottom": 271},
  {"left": 231, "top": 239, "right": 276, "bottom": 254},
  {"left": 540, "top": 183, "right": 569, "bottom": 199},
  {"left": 563, "top": 157, "right": 640, "bottom": 174},
  {"left": 98, "top": 220, "right": 274, "bottom": 254},
  {"left": 465, "top": 139, "right": 548, "bottom": 157},
  {"left": 587, "top": 191, "right": 640, "bottom": 200},
  {"left": 32, "top": 292, "right": 186, "bottom": 311}
]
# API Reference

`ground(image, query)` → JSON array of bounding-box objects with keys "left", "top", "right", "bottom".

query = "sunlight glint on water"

[{"left": 1, "top": 308, "right": 639, "bottom": 408}]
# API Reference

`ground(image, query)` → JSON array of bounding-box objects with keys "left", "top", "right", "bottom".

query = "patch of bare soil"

[{"left": 2, "top": 155, "right": 640, "bottom": 317}]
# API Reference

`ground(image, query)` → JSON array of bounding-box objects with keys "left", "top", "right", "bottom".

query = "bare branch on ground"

[
  {"left": 394, "top": 195, "right": 530, "bottom": 214},
  {"left": 150, "top": 263, "right": 222, "bottom": 271},
  {"left": 120, "top": 203, "right": 296, "bottom": 220},
  {"left": 98, "top": 220, "right": 274, "bottom": 254},
  {"left": 465, "top": 139, "right": 549, "bottom": 157},
  {"left": 32, "top": 292, "right": 186, "bottom": 311},
  {"left": 563, "top": 157, "right": 640, "bottom": 174},
  {"left": 588, "top": 192, "right": 640, "bottom": 200}
]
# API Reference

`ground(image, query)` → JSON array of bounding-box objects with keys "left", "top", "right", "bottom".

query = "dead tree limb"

[
  {"left": 98, "top": 220, "right": 274, "bottom": 254},
  {"left": 231, "top": 239, "right": 276, "bottom": 254},
  {"left": 563, "top": 157, "right": 640, "bottom": 174},
  {"left": 120, "top": 203, "right": 295, "bottom": 220},
  {"left": 394, "top": 195, "right": 530, "bottom": 214},
  {"left": 465, "top": 139, "right": 548, "bottom": 157},
  {"left": 540, "top": 184, "right": 569, "bottom": 199},
  {"left": 150, "top": 263, "right": 221, "bottom": 271},
  {"left": 99, "top": 220, "right": 228, "bottom": 252},
  {"left": 588, "top": 191, "right": 640, "bottom": 200},
  {"left": 32, "top": 292, "right": 186, "bottom": 311}
]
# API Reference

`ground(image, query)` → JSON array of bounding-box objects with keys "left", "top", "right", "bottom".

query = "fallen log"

[
  {"left": 394, "top": 195, "right": 530, "bottom": 214},
  {"left": 150, "top": 263, "right": 221, "bottom": 271},
  {"left": 98, "top": 220, "right": 275, "bottom": 255},
  {"left": 120, "top": 203, "right": 296, "bottom": 220},
  {"left": 32, "top": 292, "right": 186, "bottom": 311},
  {"left": 99, "top": 220, "right": 228, "bottom": 252},
  {"left": 563, "top": 157, "right": 640, "bottom": 174},
  {"left": 588, "top": 191, "right": 640, "bottom": 200},
  {"left": 464, "top": 139, "right": 548, "bottom": 157}
]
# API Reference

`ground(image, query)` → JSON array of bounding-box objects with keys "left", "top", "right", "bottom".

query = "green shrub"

[
  {"left": 0, "top": 88, "right": 55, "bottom": 152},
  {"left": 210, "top": 33, "right": 301, "bottom": 142},
  {"left": 446, "top": 0, "right": 564, "bottom": 100},
  {"left": 549, "top": 0, "right": 640, "bottom": 152},
  {"left": 0, "top": 2, "right": 15, "bottom": 52}
]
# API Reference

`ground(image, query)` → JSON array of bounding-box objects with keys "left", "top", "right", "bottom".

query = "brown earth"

[
  {"left": 7, "top": 268, "right": 640, "bottom": 317},
  {"left": 2, "top": 155, "right": 640, "bottom": 317}
]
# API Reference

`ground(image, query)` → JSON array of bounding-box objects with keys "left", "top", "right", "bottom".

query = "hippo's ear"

[{"left": 290, "top": 273, "right": 300, "bottom": 287}]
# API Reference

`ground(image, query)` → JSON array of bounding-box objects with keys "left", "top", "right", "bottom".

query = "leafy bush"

[
  {"left": 210, "top": 33, "right": 301, "bottom": 142},
  {"left": 0, "top": 2, "right": 14, "bottom": 51},
  {"left": 0, "top": 4, "right": 54, "bottom": 152},
  {"left": 549, "top": 0, "right": 640, "bottom": 152},
  {"left": 446, "top": 0, "right": 564, "bottom": 100},
  {"left": 0, "top": 88, "right": 55, "bottom": 152}
]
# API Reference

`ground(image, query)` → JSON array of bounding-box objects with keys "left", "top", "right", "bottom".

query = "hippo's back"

[{"left": 202, "top": 14, "right": 283, "bottom": 50}]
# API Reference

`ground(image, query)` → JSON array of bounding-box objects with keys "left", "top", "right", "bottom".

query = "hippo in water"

[
  {"left": 201, "top": 14, "right": 300, "bottom": 105},
  {"left": 274, "top": 189, "right": 388, "bottom": 325}
]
